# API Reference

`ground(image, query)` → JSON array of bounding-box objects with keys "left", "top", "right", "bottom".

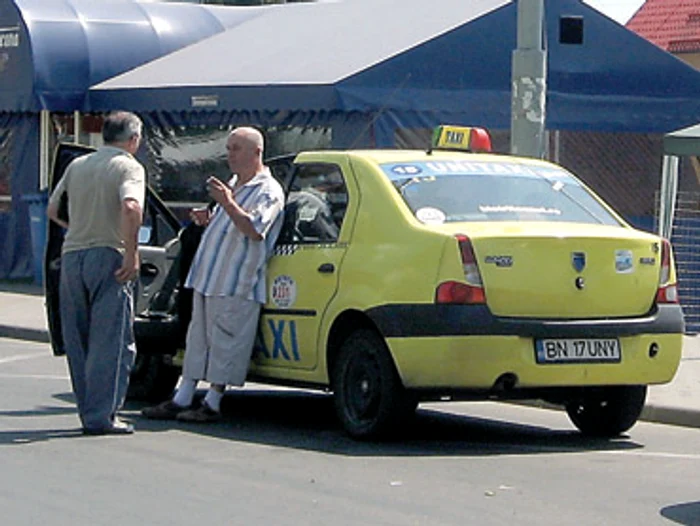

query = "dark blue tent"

[
  {"left": 0, "top": 0, "right": 272, "bottom": 112},
  {"left": 0, "top": 0, "right": 273, "bottom": 280},
  {"left": 8, "top": 0, "right": 700, "bottom": 281},
  {"left": 89, "top": 0, "right": 700, "bottom": 146}
]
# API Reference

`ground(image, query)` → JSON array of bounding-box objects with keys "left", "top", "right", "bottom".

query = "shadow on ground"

[
  {"left": 123, "top": 387, "right": 644, "bottom": 458},
  {"left": 660, "top": 501, "right": 700, "bottom": 526},
  {"left": 0, "top": 392, "right": 84, "bottom": 445}
]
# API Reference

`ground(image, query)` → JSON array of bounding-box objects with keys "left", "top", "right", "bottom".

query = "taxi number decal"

[
  {"left": 257, "top": 319, "right": 300, "bottom": 361},
  {"left": 391, "top": 164, "right": 423, "bottom": 176}
]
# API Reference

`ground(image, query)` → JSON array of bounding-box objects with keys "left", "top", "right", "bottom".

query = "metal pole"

[
  {"left": 73, "top": 111, "right": 81, "bottom": 144},
  {"left": 39, "top": 110, "right": 50, "bottom": 190},
  {"left": 659, "top": 155, "right": 679, "bottom": 238},
  {"left": 511, "top": 0, "right": 546, "bottom": 159}
]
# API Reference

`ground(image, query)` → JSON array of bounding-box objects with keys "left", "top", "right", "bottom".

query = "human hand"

[
  {"left": 115, "top": 251, "right": 139, "bottom": 283},
  {"left": 206, "top": 176, "right": 232, "bottom": 206}
]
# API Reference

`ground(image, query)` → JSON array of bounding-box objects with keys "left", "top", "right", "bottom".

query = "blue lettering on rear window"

[{"left": 381, "top": 161, "right": 580, "bottom": 186}]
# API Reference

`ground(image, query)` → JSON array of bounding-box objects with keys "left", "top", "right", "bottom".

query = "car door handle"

[
  {"left": 317, "top": 263, "right": 335, "bottom": 274},
  {"left": 141, "top": 263, "right": 159, "bottom": 277}
]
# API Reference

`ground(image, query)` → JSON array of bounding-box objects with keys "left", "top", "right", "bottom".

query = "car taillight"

[
  {"left": 435, "top": 235, "right": 486, "bottom": 304},
  {"left": 656, "top": 238, "right": 678, "bottom": 304}
]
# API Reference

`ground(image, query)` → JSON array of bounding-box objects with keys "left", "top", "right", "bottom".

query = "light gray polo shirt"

[{"left": 48, "top": 146, "right": 145, "bottom": 254}]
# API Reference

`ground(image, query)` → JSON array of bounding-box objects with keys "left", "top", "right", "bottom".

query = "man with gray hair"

[
  {"left": 142, "top": 126, "right": 284, "bottom": 423},
  {"left": 47, "top": 111, "right": 145, "bottom": 435}
]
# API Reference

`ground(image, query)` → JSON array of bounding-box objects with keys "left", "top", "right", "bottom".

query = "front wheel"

[
  {"left": 332, "top": 329, "right": 416, "bottom": 439},
  {"left": 565, "top": 385, "right": 647, "bottom": 437}
]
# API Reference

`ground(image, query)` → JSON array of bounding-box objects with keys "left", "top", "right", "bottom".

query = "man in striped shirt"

[{"left": 143, "top": 127, "right": 284, "bottom": 423}]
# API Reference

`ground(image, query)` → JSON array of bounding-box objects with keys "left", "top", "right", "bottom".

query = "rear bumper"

[
  {"left": 366, "top": 304, "right": 684, "bottom": 390},
  {"left": 387, "top": 332, "right": 682, "bottom": 390},
  {"left": 366, "top": 303, "right": 685, "bottom": 338}
]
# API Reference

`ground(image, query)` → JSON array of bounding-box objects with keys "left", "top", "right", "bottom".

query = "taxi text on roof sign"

[{"left": 431, "top": 125, "right": 492, "bottom": 153}]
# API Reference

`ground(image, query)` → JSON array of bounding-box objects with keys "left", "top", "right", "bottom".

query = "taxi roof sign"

[{"left": 430, "top": 125, "right": 492, "bottom": 153}]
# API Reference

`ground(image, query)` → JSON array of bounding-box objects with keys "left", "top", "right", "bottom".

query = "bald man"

[{"left": 143, "top": 127, "right": 285, "bottom": 423}]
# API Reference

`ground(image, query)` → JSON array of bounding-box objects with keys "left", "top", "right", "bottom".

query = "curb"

[
  {"left": 508, "top": 399, "right": 700, "bottom": 431},
  {"left": 640, "top": 404, "right": 700, "bottom": 429},
  {"left": 0, "top": 325, "right": 50, "bottom": 343}
]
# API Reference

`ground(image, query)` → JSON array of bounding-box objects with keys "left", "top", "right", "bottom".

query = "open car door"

[{"left": 45, "top": 143, "right": 184, "bottom": 400}]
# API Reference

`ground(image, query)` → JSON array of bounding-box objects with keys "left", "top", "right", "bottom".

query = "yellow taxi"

[{"left": 46, "top": 126, "right": 685, "bottom": 440}]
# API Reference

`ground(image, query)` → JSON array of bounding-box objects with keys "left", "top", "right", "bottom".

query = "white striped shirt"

[{"left": 184, "top": 170, "right": 284, "bottom": 303}]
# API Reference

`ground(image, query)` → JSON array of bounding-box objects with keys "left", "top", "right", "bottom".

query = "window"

[
  {"left": 384, "top": 159, "right": 621, "bottom": 226},
  {"left": 142, "top": 124, "right": 332, "bottom": 223},
  {"left": 278, "top": 163, "right": 348, "bottom": 244}
]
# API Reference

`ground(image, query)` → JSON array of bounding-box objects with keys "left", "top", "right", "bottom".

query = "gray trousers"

[
  {"left": 182, "top": 291, "right": 260, "bottom": 387},
  {"left": 60, "top": 247, "right": 136, "bottom": 430}
]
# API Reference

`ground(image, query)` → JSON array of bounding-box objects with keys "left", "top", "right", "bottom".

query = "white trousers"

[{"left": 182, "top": 291, "right": 261, "bottom": 386}]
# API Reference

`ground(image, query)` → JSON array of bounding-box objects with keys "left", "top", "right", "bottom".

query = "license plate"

[{"left": 535, "top": 338, "right": 621, "bottom": 364}]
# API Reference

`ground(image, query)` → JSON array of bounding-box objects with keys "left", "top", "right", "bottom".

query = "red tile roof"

[{"left": 627, "top": 0, "right": 700, "bottom": 52}]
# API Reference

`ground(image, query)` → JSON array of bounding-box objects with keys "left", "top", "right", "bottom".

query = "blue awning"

[
  {"left": 90, "top": 0, "right": 700, "bottom": 134},
  {"left": 0, "top": 0, "right": 274, "bottom": 111}
]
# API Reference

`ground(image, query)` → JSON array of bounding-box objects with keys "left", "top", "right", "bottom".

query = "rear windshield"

[{"left": 381, "top": 159, "right": 621, "bottom": 226}]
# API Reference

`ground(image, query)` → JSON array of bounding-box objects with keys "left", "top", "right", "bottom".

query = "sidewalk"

[
  {"left": 0, "top": 280, "right": 698, "bottom": 430},
  {"left": 0, "top": 281, "right": 50, "bottom": 344}
]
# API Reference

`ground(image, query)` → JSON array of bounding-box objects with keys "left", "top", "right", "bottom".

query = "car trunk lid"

[{"left": 432, "top": 222, "right": 662, "bottom": 318}]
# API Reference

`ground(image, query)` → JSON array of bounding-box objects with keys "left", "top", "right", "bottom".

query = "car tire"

[
  {"left": 565, "top": 385, "right": 647, "bottom": 437},
  {"left": 127, "top": 353, "right": 180, "bottom": 402},
  {"left": 332, "top": 329, "right": 416, "bottom": 439}
]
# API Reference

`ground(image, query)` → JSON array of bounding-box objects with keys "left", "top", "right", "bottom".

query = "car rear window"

[{"left": 381, "top": 159, "right": 622, "bottom": 226}]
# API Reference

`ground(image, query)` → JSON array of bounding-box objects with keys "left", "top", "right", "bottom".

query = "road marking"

[
  {"left": 598, "top": 451, "right": 700, "bottom": 461},
  {"left": 0, "top": 373, "right": 68, "bottom": 380},
  {"left": 0, "top": 352, "right": 48, "bottom": 364}
]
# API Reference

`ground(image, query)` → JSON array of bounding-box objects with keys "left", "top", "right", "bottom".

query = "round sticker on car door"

[{"left": 271, "top": 275, "right": 297, "bottom": 308}]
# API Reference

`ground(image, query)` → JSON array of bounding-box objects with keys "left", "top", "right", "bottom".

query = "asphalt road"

[{"left": 1, "top": 337, "right": 699, "bottom": 526}]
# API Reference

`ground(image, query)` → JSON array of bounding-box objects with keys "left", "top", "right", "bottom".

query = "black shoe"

[
  {"left": 141, "top": 400, "right": 188, "bottom": 420},
  {"left": 176, "top": 401, "right": 221, "bottom": 423},
  {"left": 83, "top": 419, "right": 134, "bottom": 436}
]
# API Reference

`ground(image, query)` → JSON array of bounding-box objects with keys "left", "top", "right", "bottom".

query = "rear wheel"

[
  {"left": 565, "top": 385, "right": 647, "bottom": 437},
  {"left": 332, "top": 329, "right": 416, "bottom": 439},
  {"left": 127, "top": 353, "right": 180, "bottom": 402}
]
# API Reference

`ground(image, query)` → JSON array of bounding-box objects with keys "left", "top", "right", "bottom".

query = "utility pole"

[{"left": 510, "top": 0, "right": 546, "bottom": 159}]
